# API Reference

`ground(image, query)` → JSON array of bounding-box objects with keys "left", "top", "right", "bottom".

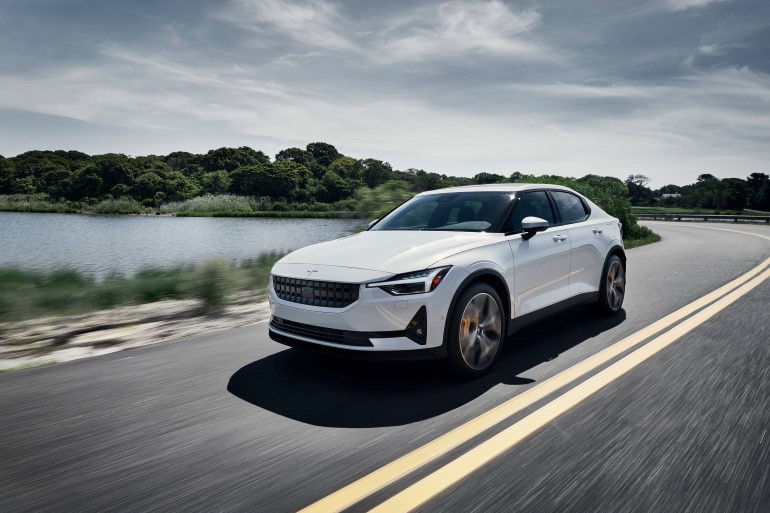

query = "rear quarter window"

[{"left": 550, "top": 191, "right": 589, "bottom": 224}]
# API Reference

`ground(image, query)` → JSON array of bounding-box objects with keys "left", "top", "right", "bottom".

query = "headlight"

[{"left": 366, "top": 266, "right": 452, "bottom": 296}]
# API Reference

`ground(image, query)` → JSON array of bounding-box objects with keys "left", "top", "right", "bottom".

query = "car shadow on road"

[{"left": 227, "top": 307, "right": 626, "bottom": 428}]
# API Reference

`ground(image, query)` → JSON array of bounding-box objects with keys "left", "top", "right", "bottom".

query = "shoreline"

[
  {"left": 0, "top": 207, "right": 363, "bottom": 218},
  {"left": 0, "top": 293, "right": 271, "bottom": 373}
]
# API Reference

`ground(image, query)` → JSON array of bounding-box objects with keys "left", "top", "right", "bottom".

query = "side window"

[
  {"left": 511, "top": 191, "right": 555, "bottom": 232},
  {"left": 550, "top": 191, "right": 588, "bottom": 224}
]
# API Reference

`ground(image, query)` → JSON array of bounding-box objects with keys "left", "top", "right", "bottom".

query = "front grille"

[
  {"left": 270, "top": 317, "right": 373, "bottom": 346},
  {"left": 273, "top": 276, "right": 359, "bottom": 308}
]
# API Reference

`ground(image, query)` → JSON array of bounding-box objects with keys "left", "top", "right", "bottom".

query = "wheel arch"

[
  {"left": 442, "top": 269, "right": 512, "bottom": 347},
  {"left": 608, "top": 244, "right": 626, "bottom": 269}
]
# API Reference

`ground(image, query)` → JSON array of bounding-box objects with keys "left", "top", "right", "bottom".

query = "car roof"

[{"left": 414, "top": 183, "right": 577, "bottom": 196}]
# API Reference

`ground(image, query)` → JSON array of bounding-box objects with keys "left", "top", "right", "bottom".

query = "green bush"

[
  {"left": 519, "top": 174, "right": 653, "bottom": 241},
  {"left": 353, "top": 180, "right": 415, "bottom": 219},
  {"left": 93, "top": 197, "right": 147, "bottom": 214}
]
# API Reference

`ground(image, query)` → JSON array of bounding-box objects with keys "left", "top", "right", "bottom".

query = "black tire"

[
  {"left": 446, "top": 283, "right": 506, "bottom": 379},
  {"left": 594, "top": 254, "right": 626, "bottom": 315}
]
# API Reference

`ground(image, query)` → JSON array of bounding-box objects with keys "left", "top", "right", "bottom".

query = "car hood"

[{"left": 273, "top": 230, "right": 503, "bottom": 280}]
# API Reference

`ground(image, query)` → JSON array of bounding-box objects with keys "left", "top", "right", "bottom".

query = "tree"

[
  {"left": 657, "top": 184, "right": 682, "bottom": 194},
  {"left": 697, "top": 173, "right": 718, "bottom": 183},
  {"left": 110, "top": 184, "right": 131, "bottom": 198},
  {"left": 625, "top": 174, "right": 654, "bottom": 206},
  {"left": 201, "top": 170, "right": 231, "bottom": 195},
  {"left": 306, "top": 142, "right": 339, "bottom": 167},
  {"left": 0, "top": 156, "right": 15, "bottom": 194},
  {"left": 275, "top": 147, "right": 314, "bottom": 168},
  {"left": 259, "top": 161, "right": 313, "bottom": 200},
  {"left": 40, "top": 165, "right": 73, "bottom": 198},
  {"left": 229, "top": 165, "right": 264, "bottom": 196},
  {"left": 92, "top": 154, "right": 136, "bottom": 193},
  {"left": 164, "top": 171, "right": 201, "bottom": 201},
  {"left": 474, "top": 172, "right": 506, "bottom": 184},
  {"left": 166, "top": 151, "right": 195, "bottom": 171},
  {"left": 627, "top": 174, "right": 650, "bottom": 187},
  {"left": 361, "top": 159, "right": 393, "bottom": 188},
  {"left": 747, "top": 173, "right": 770, "bottom": 211},
  {"left": 68, "top": 164, "right": 103, "bottom": 200},
  {"left": 320, "top": 171, "right": 355, "bottom": 202},
  {"left": 413, "top": 170, "right": 443, "bottom": 192},
  {"left": 354, "top": 180, "right": 415, "bottom": 218},
  {"left": 329, "top": 156, "right": 363, "bottom": 182},
  {"left": 200, "top": 147, "right": 269, "bottom": 173},
  {"left": 721, "top": 178, "right": 747, "bottom": 210},
  {"left": 131, "top": 172, "right": 163, "bottom": 201}
]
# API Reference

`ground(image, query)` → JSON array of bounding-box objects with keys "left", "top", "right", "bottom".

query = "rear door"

[
  {"left": 548, "top": 190, "right": 610, "bottom": 297},
  {"left": 507, "top": 190, "right": 572, "bottom": 317}
]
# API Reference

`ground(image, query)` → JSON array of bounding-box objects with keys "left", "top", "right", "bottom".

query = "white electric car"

[{"left": 268, "top": 184, "right": 626, "bottom": 377}]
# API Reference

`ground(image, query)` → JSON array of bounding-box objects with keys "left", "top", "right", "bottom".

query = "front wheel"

[
  {"left": 595, "top": 254, "right": 626, "bottom": 315},
  {"left": 446, "top": 283, "right": 505, "bottom": 379}
]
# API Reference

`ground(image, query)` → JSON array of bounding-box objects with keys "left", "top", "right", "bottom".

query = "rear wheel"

[
  {"left": 595, "top": 254, "right": 625, "bottom": 315},
  {"left": 446, "top": 283, "right": 505, "bottom": 378}
]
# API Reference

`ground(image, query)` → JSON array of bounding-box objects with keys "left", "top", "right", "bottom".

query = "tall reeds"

[{"left": 0, "top": 252, "right": 284, "bottom": 322}]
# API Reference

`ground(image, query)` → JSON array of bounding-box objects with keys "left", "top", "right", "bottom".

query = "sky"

[{"left": 0, "top": 0, "right": 768, "bottom": 187}]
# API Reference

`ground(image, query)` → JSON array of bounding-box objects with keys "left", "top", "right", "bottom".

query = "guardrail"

[{"left": 637, "top": 214, "right": 770, "bottom": 223}]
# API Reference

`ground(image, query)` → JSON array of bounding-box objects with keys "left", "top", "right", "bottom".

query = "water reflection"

[{"left": 0, "top": 212, "right": 363, "bottom": 277}]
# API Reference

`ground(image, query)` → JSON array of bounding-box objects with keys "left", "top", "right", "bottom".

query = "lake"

[{"left": 0, "top": 212, "right": 364, "bottom": 277}]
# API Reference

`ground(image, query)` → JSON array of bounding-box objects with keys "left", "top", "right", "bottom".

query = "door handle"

[
  {"left": 552, "top": 234, "right": 567, "bottom": 242},
  {"left": 593, "top": 228, "right": 603, "bottom": 234}
]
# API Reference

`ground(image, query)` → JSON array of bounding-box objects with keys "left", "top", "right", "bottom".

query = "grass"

[
  {"left": 0, "top": 195, "right": 79, "bottom": 213},
  {"left": 0, "top": 194, "right": 361, "bottom": 218},
  {"left": 174, "top": 210, "right": 356, "bottom": 218},
  {"left": 161, "top": 195, "right": 359, "bottom": 218},
  {"left": 0, "top": 252, "right": 284, "bottom": 323},
  {"left": 159, "top": 194, "right": 263, "bottom": 213},
  {"left": 624, "top": 232, "right": 662, "bottom": 249},
  {"left": 93, "top": 197, "right": 150, "bottom": 214},
  {"left": 632, "top": 206, "right": 769, "bottom": 216}
]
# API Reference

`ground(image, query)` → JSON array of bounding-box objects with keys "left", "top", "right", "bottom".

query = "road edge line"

[
  {"left": 298, "top": 253, "right": 770, "bottom": 513},
  {"left": 370, "top": 266, "right": 770, "bottom": 513}
]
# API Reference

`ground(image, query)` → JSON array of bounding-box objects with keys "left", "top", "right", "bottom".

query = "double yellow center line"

[{"left": 300, "top": 225, "right": 770, "bottom": 513}]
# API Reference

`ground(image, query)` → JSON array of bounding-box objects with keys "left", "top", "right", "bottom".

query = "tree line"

[
  {"left": 3, "top": 142, "right": 766, "bottom": 240},
  {"left": 0, "top": 143, "right": 485, "bottom": 210},
  {"left": 626, "top": 173, "right": 770, "bottom": 211},
  {"left": 3, "top": 143, "right": 765, "bottom": 213}
]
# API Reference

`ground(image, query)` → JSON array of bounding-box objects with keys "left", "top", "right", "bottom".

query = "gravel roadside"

[{"left": 0, "top": 293, "right": 270, "bottom": 372}]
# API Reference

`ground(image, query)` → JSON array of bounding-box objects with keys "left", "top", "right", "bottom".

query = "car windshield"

[{"left": 371, "top": 192, "right": 513, "bottom": 232}]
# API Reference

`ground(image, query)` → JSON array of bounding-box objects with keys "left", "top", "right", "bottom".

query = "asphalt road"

[{"left": 1, "top": 222, "right": 768, "bottom": 513}]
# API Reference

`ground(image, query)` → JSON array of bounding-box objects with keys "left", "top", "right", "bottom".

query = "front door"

[{"left": 507, "top": 190, "right": 572, "bottom": 317}]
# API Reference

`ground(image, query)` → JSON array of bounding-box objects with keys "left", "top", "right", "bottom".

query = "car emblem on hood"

[{"left": 306, "top": 269, "right": 318, "bottom": 277}]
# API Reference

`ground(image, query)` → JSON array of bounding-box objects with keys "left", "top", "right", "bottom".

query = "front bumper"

[
  {"left": 267, "top": 267, "right": 467, "bottom": 354},
  {"left": 268, "top": 328, "right": 447, "bottom": 360}
]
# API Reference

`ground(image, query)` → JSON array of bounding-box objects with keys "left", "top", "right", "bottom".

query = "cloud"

[
  {"left": 220, "top": 0, "right": 353, "bottom": 50},
  {"left": 697, "top": 43, "right": 725, "bottom": 55},
  {"left": 377, "top": 1, "right": 543, "bottom": 62},
  {"left": 665, "top": 0, "right": 728, "bottom": 11},
  {"left": 1, "top": 0, "right": 768, "bottom": 187}
]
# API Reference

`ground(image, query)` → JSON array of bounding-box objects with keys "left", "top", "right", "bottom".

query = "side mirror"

[
  {"left": 367, "top": 218, "right": 379, "bottom": 229},
  {"left": 521, "top": 216, "right": 548, "bottom": 240}
]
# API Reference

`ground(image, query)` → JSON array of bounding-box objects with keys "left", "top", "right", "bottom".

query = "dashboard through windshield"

[{"left": 370, "top": 192, "right": 513, "bottom": 232}]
